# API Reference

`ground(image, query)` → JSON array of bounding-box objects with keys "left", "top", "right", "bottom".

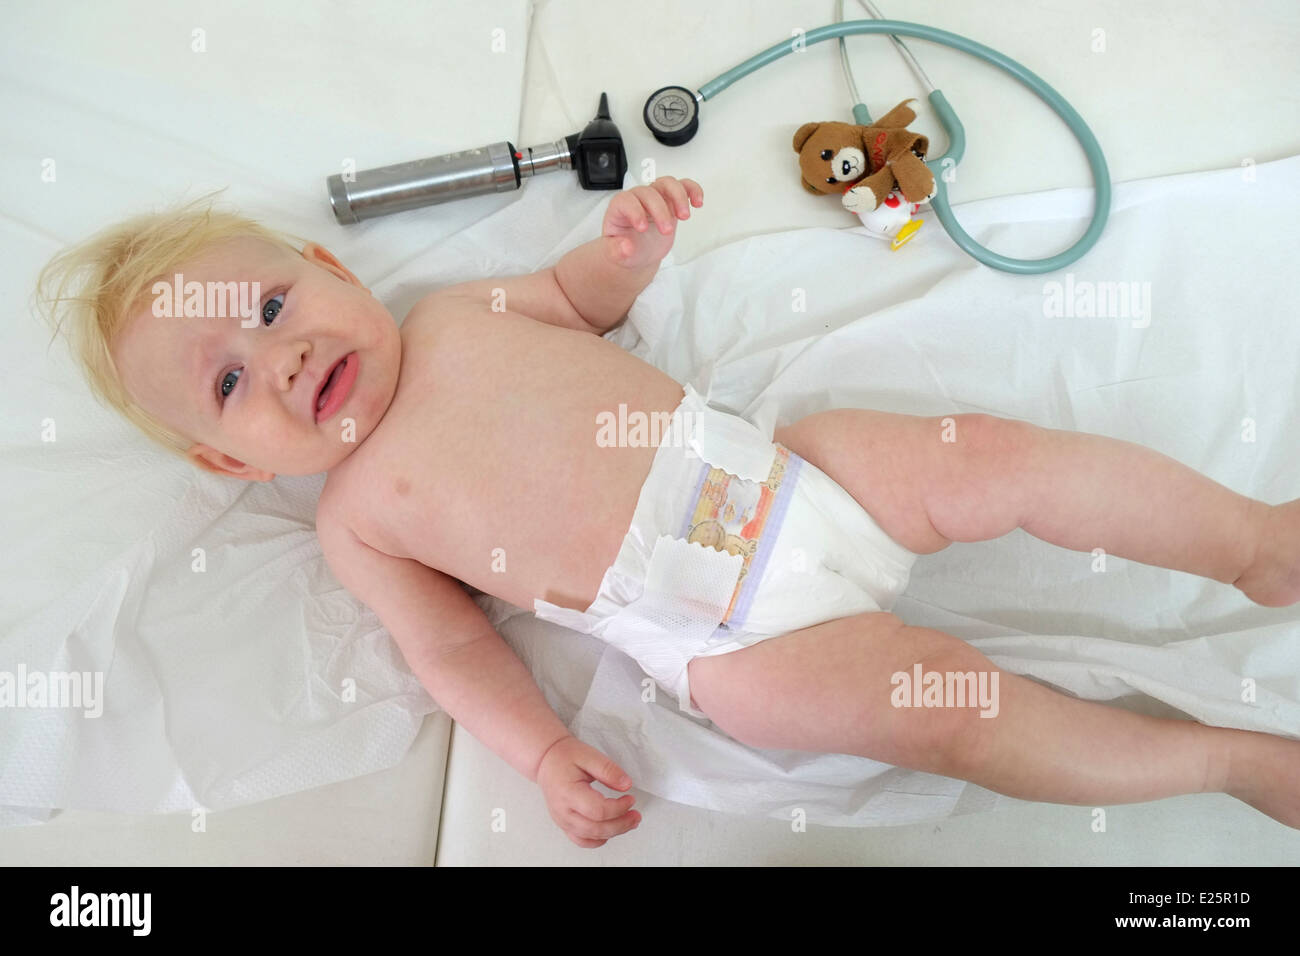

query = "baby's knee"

[
  {"left": 941, "top": 413, "right": 1036, "bottom": 467},
  {"left": 891, "top": 624, "right": 1007, "bottom": 772}
]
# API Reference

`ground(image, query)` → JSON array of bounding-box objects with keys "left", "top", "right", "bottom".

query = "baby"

[{"left": 38, "top": 176, "right": 1300, "bottom": 847}]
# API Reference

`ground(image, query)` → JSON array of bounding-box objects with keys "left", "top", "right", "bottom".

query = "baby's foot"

[
  {"left": 1233, "top": 500, "right": 1300, "bottom": 607},
  {"left": 1223, "top": 730, "right": 1300, "bottom": 830}
]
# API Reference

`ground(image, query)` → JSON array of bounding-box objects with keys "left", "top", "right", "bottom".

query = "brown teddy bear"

[{"left": 793, "top": 99, "right": 936, "bottom": 212}]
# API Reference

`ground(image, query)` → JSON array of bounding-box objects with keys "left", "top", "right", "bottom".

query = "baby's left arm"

[
  {"left": 429, "top": 177, "right": 702, "bottom": 335},
  {"left": 554, "top": 176, "right": 702, "bottom": 331}
]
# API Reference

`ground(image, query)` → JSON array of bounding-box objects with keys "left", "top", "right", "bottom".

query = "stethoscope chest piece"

[{"left": 644, "top": 86, "right": 700, "bottom": 145}]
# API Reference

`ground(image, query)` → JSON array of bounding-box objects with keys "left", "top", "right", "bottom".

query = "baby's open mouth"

[{"left": 314, "top": 353, "right": 357, "bottom": 423}]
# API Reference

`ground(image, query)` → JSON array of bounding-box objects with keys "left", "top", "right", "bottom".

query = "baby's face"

[{"left": 113, "top": 236, "right": 401, "bottom": 478}]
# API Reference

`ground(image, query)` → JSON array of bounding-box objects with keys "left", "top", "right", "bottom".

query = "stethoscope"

[{"left": 642, "top": 0, "right": 1111, "bottom": 275}]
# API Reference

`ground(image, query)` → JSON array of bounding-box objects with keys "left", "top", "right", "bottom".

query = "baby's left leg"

[
  {"left": 774, "top": 409, "right": 1300, "bottom": 607},
  {"left": 687, "top": 610, "right": 1300, "bottom": 828}
]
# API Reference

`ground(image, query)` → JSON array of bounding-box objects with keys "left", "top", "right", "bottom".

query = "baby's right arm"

[
  {"left": 316, "top": 513, "right": 640, "bottom": 846},
  {"left": 315, "top": 513, "right": 571, "bottom": 780}
]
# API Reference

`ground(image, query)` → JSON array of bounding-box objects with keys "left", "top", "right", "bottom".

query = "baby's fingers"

[
  {"left": 637, "top": 186, "right": 676, "bottom": 234},
  {"left": 653, "top": 177, "right": 693, "bottom": 219},
  {"left": 571, "top": 744, "right": 633, "bottom": 793},
  {"left": 564, "top": 805, "right": 641, "bottom": 842},
  {"left": 570, "top": 783, "right": 636, "bottom": 822},
  {"left": 680, "top": 177, "right": 704, "bottom": 207}
]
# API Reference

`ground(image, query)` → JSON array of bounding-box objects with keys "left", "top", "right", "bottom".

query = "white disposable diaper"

[{"left": 533, "top": 384, "right": 917, "bottom": 720}]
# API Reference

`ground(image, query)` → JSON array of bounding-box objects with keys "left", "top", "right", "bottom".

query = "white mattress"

[{"left": 4, "top": 0, "right": 1299, "bottom": 864}]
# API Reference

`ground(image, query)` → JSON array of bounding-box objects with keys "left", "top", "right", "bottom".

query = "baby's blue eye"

[
  {"left": 263, "top": 293, "right": 285, "bottom": 324},
  {"left": 218, "top": 293, "right": 285, "bottom": 404}
]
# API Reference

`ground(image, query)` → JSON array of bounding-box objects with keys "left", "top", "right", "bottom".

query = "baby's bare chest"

[{"left": 332, "top": 305, "right": 685, "bottom": 609}]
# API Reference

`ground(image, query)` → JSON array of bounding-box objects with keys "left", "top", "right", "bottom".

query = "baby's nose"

[{"left": 272, "top": 340, "right": 312, "bottom": 390}]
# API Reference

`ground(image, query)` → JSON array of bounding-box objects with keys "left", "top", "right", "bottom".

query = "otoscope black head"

[{"left": 568, "top": 92, "right": 627, "bottom": 189}]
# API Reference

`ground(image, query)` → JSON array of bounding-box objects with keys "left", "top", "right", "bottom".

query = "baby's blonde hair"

[{"left": 34, "top": 190, "right": 308, "bottom": 460}]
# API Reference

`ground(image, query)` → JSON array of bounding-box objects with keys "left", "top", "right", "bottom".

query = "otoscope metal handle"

[{"left": 327, "top": 141, "right": 523, "bottom": 224}]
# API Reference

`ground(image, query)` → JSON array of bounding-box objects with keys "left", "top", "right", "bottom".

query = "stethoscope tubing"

[{"left": 699, "top": 20, "right": 1111, "bottom": 274}]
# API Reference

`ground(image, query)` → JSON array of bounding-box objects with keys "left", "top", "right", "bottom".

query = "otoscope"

[{"left": 326, "top": 93, "right": 628, "bottom": 224}]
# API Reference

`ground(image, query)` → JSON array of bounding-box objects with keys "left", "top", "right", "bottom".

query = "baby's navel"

[{"left": 395, "top": 477, "right": 411, "bottom": 497}]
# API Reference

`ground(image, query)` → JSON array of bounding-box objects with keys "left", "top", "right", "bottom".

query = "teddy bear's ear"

[{"left": 793, "top": 122, "right": 822, "bottom": 152}]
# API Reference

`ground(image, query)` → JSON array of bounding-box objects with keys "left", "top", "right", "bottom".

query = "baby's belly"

[
  {"left": 353, "top": 309, "right": 687, "bottom": 612},
  {"left": 419, "top": 425, "right": 663, "bottom": 612}
]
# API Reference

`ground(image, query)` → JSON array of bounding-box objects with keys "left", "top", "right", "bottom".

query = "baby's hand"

[
  {"left": 602, "top": 176, "right": 703, "bottom": 270},
  {"left": 536, "top": 734, "right": 641, "bottom": 848}
]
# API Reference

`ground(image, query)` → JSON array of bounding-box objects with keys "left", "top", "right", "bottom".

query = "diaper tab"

[
  {"left": 677, "top": 384, "right": 777, "bottom": 484},
  {"left": 639, "top": 534, "right": 744, "bottom": 624},
  {"left": 689, "top": 406, "right": 778, "bottom": 484},
  {"left": 596, "top": 534, "right": 743, "bottom": 689},
  {"left": 533, "top": 598, "right": 601, "bottom": 635}
]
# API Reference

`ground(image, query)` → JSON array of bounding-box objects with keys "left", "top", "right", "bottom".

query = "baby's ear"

[
  {"left": 188, "top": 444, "right": 275, "bottom": 482},
  {"left": 301, "top": 242, "right": 365, "bottom": 289}
]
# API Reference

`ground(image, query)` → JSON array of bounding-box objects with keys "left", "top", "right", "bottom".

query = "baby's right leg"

[{"left": 687, "top": 611, "right": 1300, "bottom": 828}]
